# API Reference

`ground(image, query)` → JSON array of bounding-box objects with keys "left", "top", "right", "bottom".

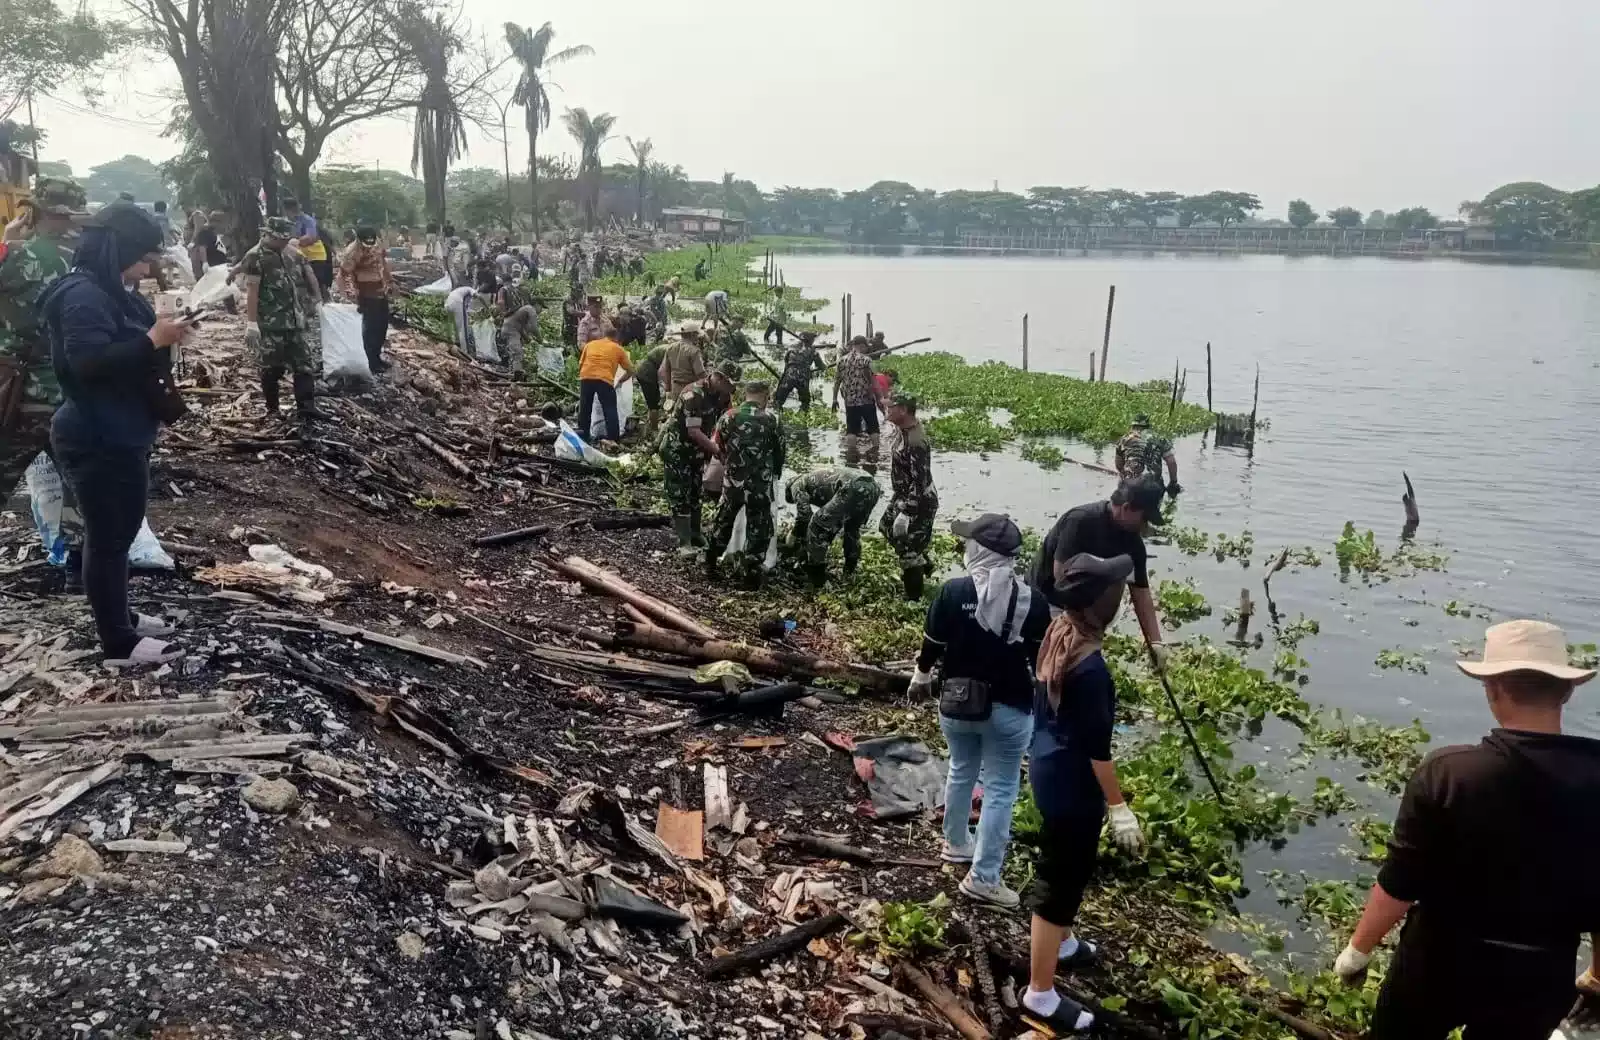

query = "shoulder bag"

[{"left": 938, "top": 581, "right": 1020, "bottom": 722}]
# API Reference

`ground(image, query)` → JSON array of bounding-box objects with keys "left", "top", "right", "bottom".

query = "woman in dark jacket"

[{"left": 39, "top": 201, "right": 191, "bottom": 664}]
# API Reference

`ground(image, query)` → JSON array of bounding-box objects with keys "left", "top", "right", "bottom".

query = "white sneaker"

[
  {"left": 134, "top": 613, "right": 175, "bottom": 638},
  {"left": 940, "top": 840, "right": 974, "bottom": 864},
  {"left": 105, "top": 638, "right": 184, "bottom": 667},
  {"left": 958, "top": 872, "right": 1020, "bottom": 909}
]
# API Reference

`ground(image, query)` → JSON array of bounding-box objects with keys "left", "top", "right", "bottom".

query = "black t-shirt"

[
  {"left": 1379, "top": 729, "right": 1600, "bottom": 957},
  {"left": 194, "top": 227, "right": 228, "bottom": 267},
  {"left": 1029, "top": 652, "right": 1116, "bottom": 821},
  {"left": 1032, "top": 500, "right": 1148, "bottom": 607},
  {"left": 917, "top": 575, "right": 1050, "bottom": 711}
]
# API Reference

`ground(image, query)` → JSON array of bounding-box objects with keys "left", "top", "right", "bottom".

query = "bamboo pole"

[
  {"left": 1168, "top": 359, "right": 1180, "bottom": 417},
  {"left": 898, "top": 964, "right": 990, "bottom": 1040},
  {"left": 1249, "top": 362, "right": 1260, "bottom": 440},
  {"left": 1088, "top": 352, "right": 1096, "bottom": 382},
  {"left": 1021, "top": 313, "right": 1029, "bottom": 371},
  {"left": 1205, "top": 342, "right": 1213, "bottom": 412},
  {"left": 1098, "top": 284, "right": 1116, "bottom": 381}
]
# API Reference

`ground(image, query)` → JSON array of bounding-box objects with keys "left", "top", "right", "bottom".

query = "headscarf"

[
  {"left": 67, "top": 203, "right": 162, "bottom": 326},
  {"left": 964, "top": 540, "right": 1032, "bottom": 644},
  {"left": 1037, "top": 582, "right": 1124, "bottom": 707}
]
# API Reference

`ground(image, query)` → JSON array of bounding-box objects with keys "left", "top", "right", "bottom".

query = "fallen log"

[
  {"left": 845, "top": 1014, "right": 950, "bottom": 1039},
  {"left": 472, "top": 524, "right": 552, "bottom": 548},
  {"left": 779, "top": 833, "right": 941, "bottom": 869},
  {"left": 703, "top": 912, "right": 847, "bottom": 979},
  {"left": 971, "top": 928, "right": 1005, "bottom": 1037},
  {"left": 610, "top": 619, "right": 909, "bottom": 693},
  {"left": 581, "top": 512, "right": 671, "bottom": 533},
  {"left": 550, "top": 556, "right": 719, "bottom": 640},
  {"left": 898, "top": 963, "right": 990, "bottom": 1040},
  {"left": 414, "top": 432, "right": 473, "bottom": 479}
]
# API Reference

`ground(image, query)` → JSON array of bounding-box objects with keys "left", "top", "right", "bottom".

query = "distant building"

[{"left": 660, "top": 207, "right": 747, "bottom": 241}]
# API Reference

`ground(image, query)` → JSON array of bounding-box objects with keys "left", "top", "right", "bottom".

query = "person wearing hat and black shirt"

[
  {"left": 1332, "top": 619, "right": 1600, "bottom": 1039},
  {"left": 910, "top": 514, "right": 1051, "bottom": 910},
  {"left": 1021, "top": 551, "right": 1147, "bottom": 1034},
  {"left": 1032, "top": 477, "right": 1172, "bottom": 671},
  {"left": 38, "top": 201, "right": 188, "bottom": 664}
]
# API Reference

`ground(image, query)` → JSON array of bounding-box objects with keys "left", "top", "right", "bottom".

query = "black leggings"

[
  {"left": 845, "top": 403, "right": 879, "bottom": 436},
  {"left": 53, "top": 441, "right": 149, "bottom": 658},
  {"left": 1029, "top": 807, "right": 1106, "bottom": 927},
  {"left": 579, "top": 379, "right": 620, "bottom": 441},
  {"left": 357, "top": 294, "right": 389, "bottom": 367}
]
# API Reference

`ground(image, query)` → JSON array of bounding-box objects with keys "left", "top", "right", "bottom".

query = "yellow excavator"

[{"left": 0, "top": 122, "right": 37, "bottom": 226}]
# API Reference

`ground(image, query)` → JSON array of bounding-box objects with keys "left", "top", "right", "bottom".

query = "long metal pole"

[
  {"left": 501, "top": 104, "right": 514, "bottom": 234},
  {"left": 1098, "top": 284, "right": 1117, "bottom": 382},
  {"left": 1148, "top": 644, "right": 1228, "bottom": 805}
]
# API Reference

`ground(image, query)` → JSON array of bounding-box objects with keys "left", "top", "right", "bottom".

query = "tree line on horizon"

[{"left": 11, "top": 0, "right": 1600, "bottom": 249}]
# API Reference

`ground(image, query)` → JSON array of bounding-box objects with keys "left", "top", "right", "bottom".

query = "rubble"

[{"left": 241, "top": 776, "right": 301, "bottom": 813}]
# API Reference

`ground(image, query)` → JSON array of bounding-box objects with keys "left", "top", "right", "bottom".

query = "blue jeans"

[{"left": 940, "top": 702, "right": 1034, "bottom": 884}]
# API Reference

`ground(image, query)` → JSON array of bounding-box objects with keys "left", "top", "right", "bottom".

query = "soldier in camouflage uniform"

[
  {"left": 714, "top": 315, "right": 753, "bottom": 363},
  {"left": 1115, "top": 413, "right": 1180, "bottom": 494},
  {"left": 879, "top": 392, "right": 938, "bottom": 599},
  {"left": 659, "top": 360, "right": 739, "bottom": 554},
  {"left": 774, "top": 331, "right": 826, "bottom": 411},
  {"left": 785, "top": 465, "right": 881, "bottom": 588},
  {"left": 0, "top": 177, "right": 87, "bottom": 585},
  {"left": 706, "top": 379, "right": 786, "bottom": 585},
  {"left": 240, "top": 216, "right": 325, "bottom": 422}
]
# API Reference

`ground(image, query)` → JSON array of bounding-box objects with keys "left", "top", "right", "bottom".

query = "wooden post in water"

[
  {"left": 1022, "top": 313, "right": 1030, "bottom": 371},
  {"left": 1098, "top": 285, "right": 1117, "bottom": 381},
  {"left": 1088, "top": 352, "right": 1096, "bottom": 381},
  {"left": 1179, "top": 368, "right": 1187, "bottom": 402},
  {"left": 1205, "top": 342, "right": 1213, "bottom": 412},
  {"left": 1248, "top": 363, "right": 1260, "bottom": 443},
  {"left": 1168, "top": 359, "right": 1180, "bottom": 416},
  {"left": 865, "top": 313, "right": 873, "bottom": 340}
]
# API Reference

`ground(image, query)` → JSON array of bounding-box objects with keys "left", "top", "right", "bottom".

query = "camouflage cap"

[
  {"left": 744, "top": 379, "right": 771, "bottom": 394},
  {"left": 713, "top": 360, "right": 742, "bottom": 381},
  {"left": 34, "top": 177, "right": 88, "bottom": 217},
  {"left": 263, "top": 216, "right": 294, "bottom": 236},
  {"left": 1131, "top": 412, "right": 1151, "bottom": 428},
  {"left": 888, "top": 391, "right": 918, "bottom": 411}
]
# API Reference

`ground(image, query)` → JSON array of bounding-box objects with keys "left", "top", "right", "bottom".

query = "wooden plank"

[
  {"left": 317, "top": 619, "right": 487, "bottom": 669},
  {"left": 654, "top": 802, "right": 705, "bottom": 862},
  {"left": 103, "top": 838, "right": 189, "bottom": 854},
  {"left": 702, "top": 764, "right": 731, "bottom": 832},
  {"left": 138, "top": 736, "right": 307, "bottom": 762}
]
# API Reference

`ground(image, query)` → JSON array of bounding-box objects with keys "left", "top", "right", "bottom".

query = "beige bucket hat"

[{"left": 1457, "top": 620, "right": 1595, "bottom": 684}]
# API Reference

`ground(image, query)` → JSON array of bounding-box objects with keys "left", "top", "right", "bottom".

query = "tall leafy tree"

[
  {"left": 625, "top": 136, "right": 652, "bottom": 224},
  {"left": 1326, "top": 206, "right": 1363, "bottom": 228},
  {"left": 504, "top": 21, "right": 591, "bottom": 240},
  {"left": 1, "top": 0, "right": 120, "bottom": 123},
  {"left": 1466, "top": 181, "right": 1569, "bottom": 242},
  {"left": 84, "top": 155, "right": 172, "bottom": 203},
  {"left": 1287, "top": 199, "right": 1316, "bottom": 228},
  {"left": 561, "top": 106, "right": 615, "bottom": 231},
  {"left": 399, "top": 12, "right": 467, "bottom": 227},
  {"left": 1387, "top": 206, "right": 1438, "bottom": 232},
  {"left": 1127, "top": 191, "right": 1180, "bottom": 228}
]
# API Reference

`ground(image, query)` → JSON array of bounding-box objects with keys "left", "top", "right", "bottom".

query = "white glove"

[
  {"left": 892, "top": 512, "right": 910, "bottom": 538},
  {"left": 245, "top": 322, "right": 261, "bottom": 351},
  {"left": 908, "top": 667, "right": 935, "bottom": 698},
  {"left": 1333, "top": 943, "right": 1371, "bottom": 985},
  {"left": 1107, "top": 802, "right": 1143, "bottom": 853},
  {"left": 1149, "top": 642, "right": 1172, "bottom": 673}
]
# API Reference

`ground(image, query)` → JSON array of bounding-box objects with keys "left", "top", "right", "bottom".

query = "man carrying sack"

[{"left": 1333, "top": 620, "right": 1600, "bottom": 1039}]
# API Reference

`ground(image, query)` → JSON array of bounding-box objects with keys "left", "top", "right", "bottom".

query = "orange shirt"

[{"left": 578, "top": 338, "right": 632, "bottom": 384}]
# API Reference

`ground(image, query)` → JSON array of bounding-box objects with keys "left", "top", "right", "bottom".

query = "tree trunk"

[
  {"left": 285, "top": 154, "right": 314, "bottom": 213},
  {"left": 528, "top": 120, "right": 539, "bottom": 243}
]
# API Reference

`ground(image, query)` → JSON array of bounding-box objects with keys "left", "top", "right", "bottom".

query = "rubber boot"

[
  {"left": 293, "top": 372, "right": 327, "bottom": 421},
  {"left": 805, "top": 561, "right": 827, "bottom": 589},
  {"left": 672, "top": 516, "right": 699, "bottom": 557},
  {"left": 901, "top": 565, "right": 925, "bottom": 601},
  {"left": 262, "top": 367, "right": 284, "bottom": 416},
  {"left": 689, "top": 509, "right": 706, "bottom": 549},
  {"left": 703, "top": 545, "right": 721, "bottom": 577},
  {"left": 840, "top": 432, "right": 859, "bottom": 469}
]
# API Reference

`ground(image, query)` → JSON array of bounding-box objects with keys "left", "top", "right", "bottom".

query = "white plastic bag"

[
  {"left": 585, "top": 373, "right": 634, "bottom": 440},
  {"left": 720, "top": 478, "right": 782, "bottom": 570},
  {"left": 191, "top": 265, "right": 238, "bottom": 309},
  {"left": 164, "top": 245, "right": 196, "bottom": 287},
  {"left": 553, "top": 419, "right": 613, "bottom": 468},
  {"left": 472, "top": 319, "right": 499, "bottom": 363},
  {"left": 415, "top": 274, "right": 452, "bottom": 295},
  {"left": 319, "top": 302, "right": 371, "bottom": 386},
  {"left": 537, "top": 347, "right": 565, "bottom": 377},
  {"left": 24, "top": 453, "right": 174, "bottom": 571}
]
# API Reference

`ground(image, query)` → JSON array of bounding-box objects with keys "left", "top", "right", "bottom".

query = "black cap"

[
  {"left": 1058, "top": 553, "right": 1134, "bottom": 609},
  {"left": 949, "top": 513, "right": 1023, "bottom": 556},
  {"left": 1113, "top": 477, "right": 1166, "bottom": 525}
]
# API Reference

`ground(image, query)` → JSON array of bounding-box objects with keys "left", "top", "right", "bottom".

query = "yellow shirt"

[{"left": 578, "top": 338, "right": 631, "bottom": 384}]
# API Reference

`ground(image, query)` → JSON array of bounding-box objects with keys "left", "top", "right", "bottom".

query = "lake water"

[{"left": 774, "top": 251, "right": 1600, "bottom": 966}]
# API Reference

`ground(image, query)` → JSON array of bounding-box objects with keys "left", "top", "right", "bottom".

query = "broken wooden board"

[
  {"left": 0, "top": 693, "right": 240, "bottom": 740},
  {"left": 702, "top": 763, "right": 731, "bottom": 832},
  {"left": 654, "top": 802, "right": 705, "bottom": 862},
  {"left": 317, "top": 619, "right": 487, "bottom": 669}
]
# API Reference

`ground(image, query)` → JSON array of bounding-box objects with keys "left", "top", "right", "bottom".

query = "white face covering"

[{"left": 963, "top": 541, "right": 1032, "bottom": 643}]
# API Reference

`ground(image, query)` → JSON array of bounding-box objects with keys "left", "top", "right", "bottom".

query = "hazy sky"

[{"left": 36, "top": 0, "right": 1600, "bottom": 217}]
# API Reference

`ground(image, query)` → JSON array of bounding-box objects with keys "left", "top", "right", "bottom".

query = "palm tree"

[
  {"left": 504, "top": 21, "right": 591, "bottom": 240},
  {"left": 401, "top": 14, "right": 467, "bottom": 227},
  {"left": 562, "top": 107, "right": 616, "bottom": 231},
  {"left": 626, "top": 136, "right": 653, "bottom": 225}
]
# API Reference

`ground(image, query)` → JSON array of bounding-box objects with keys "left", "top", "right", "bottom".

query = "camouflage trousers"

[
  {"left": 773, "top": 374, "right": 813, "bottom": 411},
  {"left": 0, "top": 409, "right": 83, "bottom": 553},
  {"left": 661, "top": 446, "right": 706, "bottom": 535},
  {"left": 259, "top": 328, "right": 315, "bottom": 376},
  {"left": 840, "top": 431, "right": 881, "bottom": 475},
  {"left": 795, "top": 476, "right": 881, "bottom": 567},
  {"left": 501, "top": 306, "right": 538, "bottom": 376},
  {"left": 710, "top": 484, "right": 774, "bottom": 578},
  {"left": 880, "top": 496, "right": 938, "bottom": 571}
]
